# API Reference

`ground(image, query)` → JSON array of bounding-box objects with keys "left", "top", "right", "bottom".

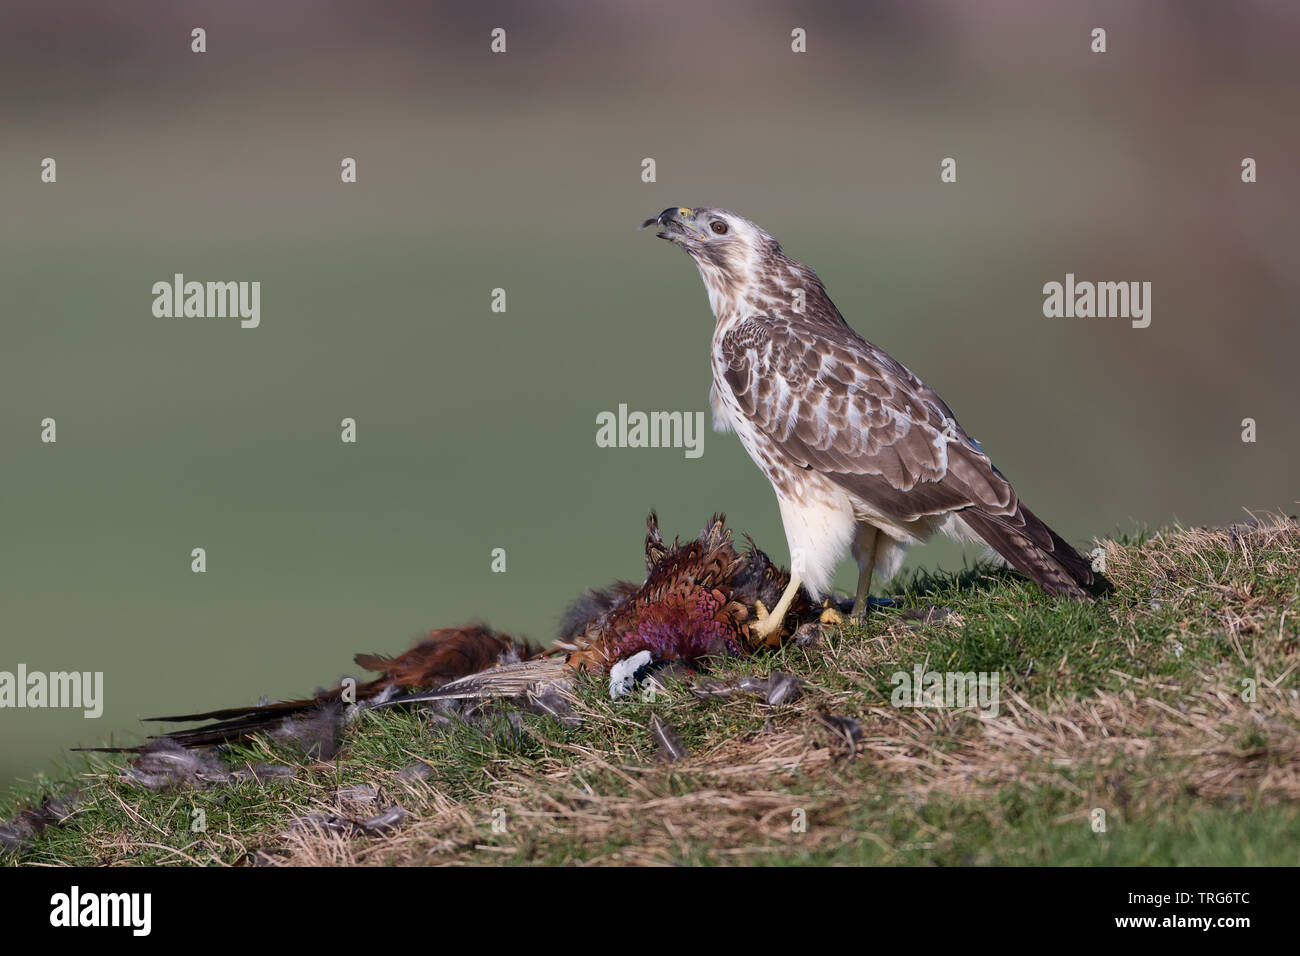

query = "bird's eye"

[{"left": 710, "top": 220, "right": 728, "bottom": 235}]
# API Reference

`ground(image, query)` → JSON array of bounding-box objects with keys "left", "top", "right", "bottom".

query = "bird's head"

[
  {"left": 639, "top": 206, "right": 772, "bottom": 261},
  {"left": 639, "top": 206, "right": 782, "bottom": 316}
]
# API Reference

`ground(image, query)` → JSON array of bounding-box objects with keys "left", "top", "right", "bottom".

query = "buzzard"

[{"left": 641, "top": 206, "right": 1110, "bottom": 639}]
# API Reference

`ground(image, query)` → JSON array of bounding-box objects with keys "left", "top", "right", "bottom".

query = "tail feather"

[
  {"left": 959, "top": 504, "right": 1111, "bottom": 598},
  {"left": 72, "top": 695, "right": 353, "bottom": 755},
  {"left": 145, "top": 699, "right": 349, "bottom": 754},
  {"left": 147, "top": 687, "right": 367, "bottom": 725},
  {"left": 77, "top": 625, "right": 539, "bottom": 754}
]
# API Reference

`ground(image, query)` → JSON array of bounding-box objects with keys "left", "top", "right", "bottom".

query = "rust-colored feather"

[
  {"left": 95, "top": 514, "right": 816, "bottom": 756},
  {"left": 564, "top": 513, "right": 817, "bottom": 671}
]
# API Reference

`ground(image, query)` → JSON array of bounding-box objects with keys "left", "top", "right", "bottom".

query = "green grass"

[{"left": 4, "top": 518, "right": 1298, "bottom": 866}]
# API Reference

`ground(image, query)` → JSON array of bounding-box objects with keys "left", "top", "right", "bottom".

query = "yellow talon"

[
  {"left": 752, "top": 573, "right": 803, "bottom": 645},
  {"left": 749, "top": 600, "right": 783, "bottom": 645}
]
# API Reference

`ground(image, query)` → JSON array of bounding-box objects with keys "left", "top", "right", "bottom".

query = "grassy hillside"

[{"left": 3, "top": 516, "right": 1297, "bottom": 866}]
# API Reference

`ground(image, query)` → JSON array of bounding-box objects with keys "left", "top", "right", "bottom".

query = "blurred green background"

[{"left": 2, "top": 1, "right": 1297, "bottom": 792}]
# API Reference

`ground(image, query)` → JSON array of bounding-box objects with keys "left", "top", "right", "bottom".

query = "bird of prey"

[
  {"left": 84, "top": 514, "right": 827, "bottom": 754},
  {"left": 640, "top": 206, "right": 1110, "bottom": 639}
]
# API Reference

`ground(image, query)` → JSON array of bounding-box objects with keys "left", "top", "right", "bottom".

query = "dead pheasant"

[
  {"left": 125, "top": 625, "right": 542, "bottom": 751},
  {"left": 558, "top": 511, "right": 830, "bottom": 671},
  {"left": 84, "top": 513, "right": 833, "bottom": 755}
]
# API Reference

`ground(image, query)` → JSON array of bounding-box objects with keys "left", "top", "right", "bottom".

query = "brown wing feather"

[
  {"left": 719, "top": 314, "right": 1107, "bottom": 597},
  {"left": 719, "top": 315, "right": 1011, "bottom": 514}
]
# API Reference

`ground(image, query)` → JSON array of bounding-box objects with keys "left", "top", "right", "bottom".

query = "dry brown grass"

[
  {"left": 263, "top": 518, "right": 1300, "bottom": 865},
  {"left": 8, "top": 517, "right": 1298, "bottom": 866},
  {"left": 262, "top": 673, "right": 1296, "bottom": 866}
]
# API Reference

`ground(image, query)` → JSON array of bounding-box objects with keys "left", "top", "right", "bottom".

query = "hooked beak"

[{"left": 638, "top": 206, "right": 705, "bottom": 242}]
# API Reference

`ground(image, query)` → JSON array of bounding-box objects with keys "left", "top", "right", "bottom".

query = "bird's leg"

[
  {"left": 751, "top": 573, "right": 803, "bottom": 643},
  {"left": 852, "top": 567, "right": 874, "bottom": 623},
  {"left": 851, "top": 525, "right": 881, "bottom": 623}
]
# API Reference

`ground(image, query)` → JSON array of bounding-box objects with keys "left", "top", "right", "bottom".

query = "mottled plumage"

[{"left": 642, "top": 206, "right": 1109, "bottom": 632}]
